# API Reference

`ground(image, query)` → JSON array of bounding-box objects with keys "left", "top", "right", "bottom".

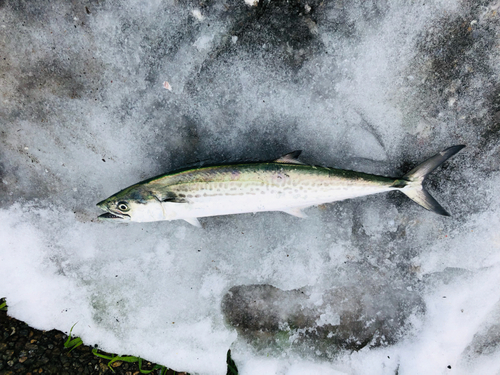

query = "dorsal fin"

[{"left": 274, "top": 150, "right": 304, "bottom": 165}]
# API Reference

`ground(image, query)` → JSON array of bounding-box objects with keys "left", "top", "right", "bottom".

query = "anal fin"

[
  {"left": 282, "top": 207, "right": 308, "bottom": 218},
  {"left": 183, "top": 217, "right": 202, "bottom": 227}
]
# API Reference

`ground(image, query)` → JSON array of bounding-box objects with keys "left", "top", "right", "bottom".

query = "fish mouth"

[
  {"left": 97, "top": 200, "right": 131, "bottom": 221},
  {"left": 97, "top": 209, "right": 131, "bottom": 221}
]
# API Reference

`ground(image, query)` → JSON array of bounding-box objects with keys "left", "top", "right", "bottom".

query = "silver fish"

[{"left": 97, "top": 145, "right": 465, "bottom": 226}]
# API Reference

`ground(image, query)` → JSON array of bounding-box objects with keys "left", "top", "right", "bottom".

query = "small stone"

[
  {"left": 99, "top": 362, "right": 109, "bottom": 372},
  {"left": 112, "top": 360, "right": 123, "bottom": 367},
  {"left": 19, "top": 356, "right": 28, "bottom": 363},
  {"left": 7, "top": 360, "right": 14, "bottom": 367},
  {"left": 61, "top": 356, "right": 69, "bottom": 367},
  {"left": 48, "top": 344, "right": 54, "bottom": 349}
]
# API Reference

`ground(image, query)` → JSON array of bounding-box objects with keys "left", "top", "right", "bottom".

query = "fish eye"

[{"left": 117, "top": 201, "right": 129, "bottom": 211}]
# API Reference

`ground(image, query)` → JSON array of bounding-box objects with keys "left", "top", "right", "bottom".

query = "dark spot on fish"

[
  {"left": 179, "top": 194, "right": 186, "bottom": 198},
  {"left": 102, "top": 158, "right": 105, "bottom": 162},
  {"left": 85, "top": 6, "right": 90, "bottom": 14}
]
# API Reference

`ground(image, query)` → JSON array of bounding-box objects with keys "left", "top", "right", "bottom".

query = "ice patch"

[
  {"left": 194, "top": 34, "right": 214, "bottom": 51},
  {"left": 1, "top": 0, "right": 499, "bottom": 374}
]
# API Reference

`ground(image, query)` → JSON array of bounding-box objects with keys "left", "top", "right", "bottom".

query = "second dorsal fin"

[{"left": 274, "top": 150, "right": 304, "bottom": 165}]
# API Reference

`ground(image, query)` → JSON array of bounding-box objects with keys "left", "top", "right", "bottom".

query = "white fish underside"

[
  {"left": 163, "top": 171, "right": 395, "bottom": 220},
  {"left": 139, "top": 161, "right": 400, "bottom": 225}
]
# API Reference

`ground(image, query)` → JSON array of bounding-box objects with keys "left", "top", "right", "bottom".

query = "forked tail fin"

[{"left": 394, "top": 145, "right": 465, "bottom": 216}]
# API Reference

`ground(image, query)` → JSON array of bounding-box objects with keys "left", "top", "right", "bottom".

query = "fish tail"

[{"left": 392, "top": 145, "right": 466, "bottom": 216}]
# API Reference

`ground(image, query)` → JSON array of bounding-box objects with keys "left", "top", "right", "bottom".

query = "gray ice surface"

[{"left": 1, "top": 0, "right": 500, "bottom": 374}]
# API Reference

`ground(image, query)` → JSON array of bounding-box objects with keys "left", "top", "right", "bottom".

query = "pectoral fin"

[
  {"left": 183, "top": 217, "right": 202, "bottom": 227},
  {"left": 153, "top": 190, "right": 188, "bottom": 203}
]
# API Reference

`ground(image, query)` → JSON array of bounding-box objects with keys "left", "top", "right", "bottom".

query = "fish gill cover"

[{"left": 1, "top": 0, "right": 500, "bottom": 374}]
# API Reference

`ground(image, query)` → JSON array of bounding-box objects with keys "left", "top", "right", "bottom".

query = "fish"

[{"left": 97, "top": 145, "right": 465, "bottom": 226}]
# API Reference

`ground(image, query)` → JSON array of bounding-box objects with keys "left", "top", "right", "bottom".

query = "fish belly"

[{"left": 166, "top": 169, "right": 394, "bottom": 219}]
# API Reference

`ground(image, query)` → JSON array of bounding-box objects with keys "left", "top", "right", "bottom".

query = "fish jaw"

[
  {"left": 96, "top": 201, "right": 131, "bottom": 222},
  {"left": 97, "top": 211, "right": 131, "bottom": 221}
]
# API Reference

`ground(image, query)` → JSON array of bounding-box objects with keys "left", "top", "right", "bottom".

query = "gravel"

[{"left": 0, "top": 306, "right": 187, "bottom": 375}]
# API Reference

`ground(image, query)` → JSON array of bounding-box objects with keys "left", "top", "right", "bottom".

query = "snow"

[{"left": 1, "top": 0, "right": 500, "bottom": 374}]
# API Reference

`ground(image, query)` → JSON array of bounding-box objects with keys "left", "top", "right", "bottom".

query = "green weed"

[
  {"left": 92, "top": 348, "right": 170, "bottom": 374},
  {"left": 62, "top": 323, "right": 240, "bottom": 375},
  {"left": 0, "top": 298, "right": 7, "bottom": 311},
  {"left": 226, "top": 349, "right": 239, "bottom": 375},
  {"left": 63, "top": 323, "right": 83, "bottom": 352}
]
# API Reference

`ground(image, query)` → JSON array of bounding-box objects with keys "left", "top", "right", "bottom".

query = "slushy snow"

[{"left": 1, "top": 0, "right": 500, "bottom": 374}]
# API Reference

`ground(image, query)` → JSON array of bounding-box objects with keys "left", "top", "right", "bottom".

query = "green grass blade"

[
  {"left": 92, "top": 348, "right": 116, "bottom": 360},
  {"left": 92, "top": 349, "right": 120, "bottom": 372},
  {"left": 92, "top": 348, "right": 171, "bottom": 374},
  {"left": 226, "top": 349, "right": 239, "bottom": 375},
  {"left": 137, "top": 357, "right": 167, "bottom": 374},
  {"left": 64, "top": 323, "right": 83, "bottom": 353}
]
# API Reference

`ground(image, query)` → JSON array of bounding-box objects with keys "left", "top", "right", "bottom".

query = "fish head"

[{"left": 97, "top": 184, "right": 165, "bottom": 222}]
